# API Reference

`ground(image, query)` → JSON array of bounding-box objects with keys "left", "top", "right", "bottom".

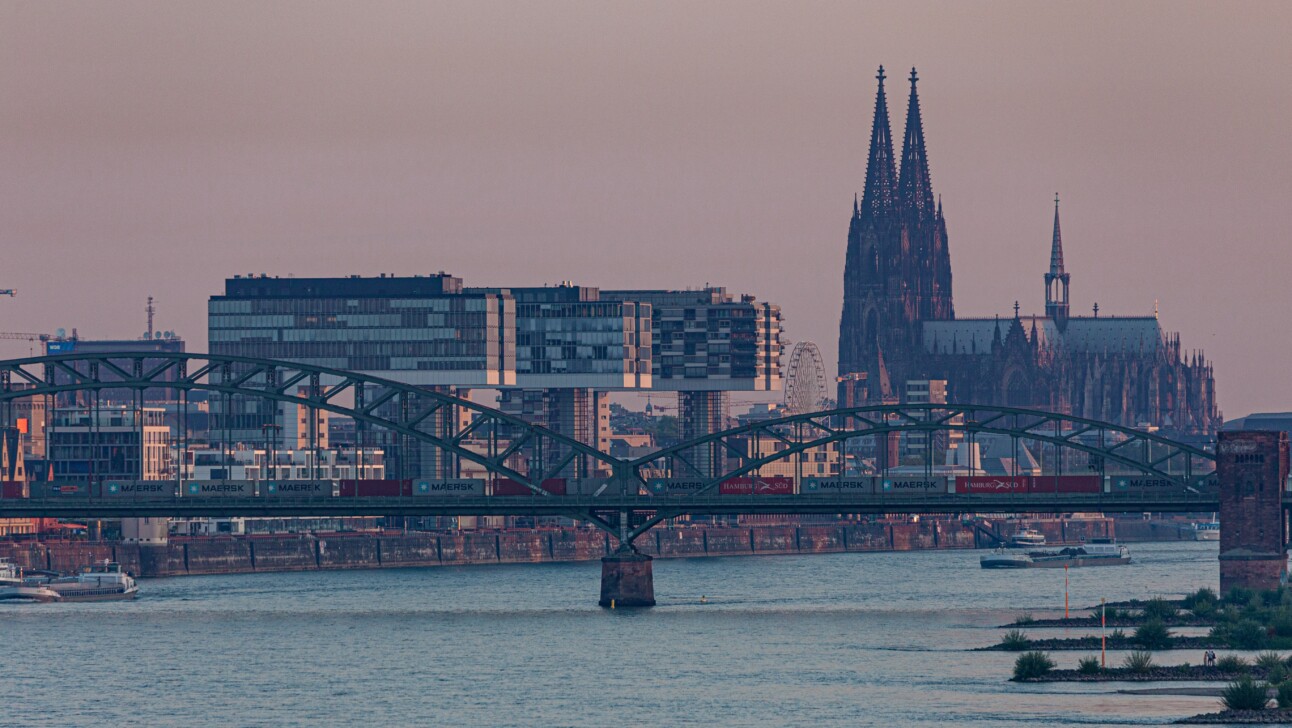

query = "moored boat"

[
  {"left": 0, "top": 558, "right": 23, "bottom": 600},
  {"left": 981, "top": 538, "right": 1131, "bottom": 569},
  {"left": 1192, "top": 519, "right": 1220, "bottom": 542},
  {"left": 18, "top": 561, "right": 139, "bottom": 602},
  {"left": 1007, "top": 527, "right": 1047, "bottom": 548}
]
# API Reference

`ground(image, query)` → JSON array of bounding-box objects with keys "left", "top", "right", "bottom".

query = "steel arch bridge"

[
  {"left": 630, "top": 403, "right": 1217, "bottom": 491},
  {"left": 0, "top": 352, "right": 627, "bottom": 492},
  {"left": 0, "top": 353, "right": 1220, "bottom": 545}
]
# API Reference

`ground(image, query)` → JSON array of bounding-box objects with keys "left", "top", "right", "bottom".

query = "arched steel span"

[
  {"left": 631, "top": 403, "right": 1217, "bottom": 496},
  {"left": 0, "top": 352, "right": 627, "bottom": 492}
]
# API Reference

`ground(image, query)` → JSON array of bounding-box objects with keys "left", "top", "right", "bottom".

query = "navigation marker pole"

[
  {"left": 1064, "top": 564, "right": 1069, "bottom": 619},
  {"left": 1101, "top": 597, "right": 1107, "bottom": 668}
]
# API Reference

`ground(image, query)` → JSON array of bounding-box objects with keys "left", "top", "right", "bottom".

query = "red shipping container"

[
  {"left": 719, "top": 477, "right": 793, "bottom": 495},
  {"left": 0, "top": 481, "right": 27, "bottom": 499},
  {"left": 955, "top": 476, "right": 1031, "bottom": 494},
  {"left": 1029, "top": 475, "right": 1101, "bottom": 494},
  {"left": 339, "top": 479, "right": 409, "bottom": 497},
  {"left": 493, "top": 478, "right": 567, "bottom": 496}
]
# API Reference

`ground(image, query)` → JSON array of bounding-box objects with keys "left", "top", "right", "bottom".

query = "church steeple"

[
  {"left": 859, "top": 66, "right": 897, "bottom": 221},
  {"left": 898, "top": 67, "right": 934, "bottom": 220},
  {"left": 1045, "top": 193, "right": 1071, "bottom": 327}
]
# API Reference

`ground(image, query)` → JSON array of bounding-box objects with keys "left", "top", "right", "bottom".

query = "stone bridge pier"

[{"left": 1218, "top": 431, "right": 1290, "bottom": 593}]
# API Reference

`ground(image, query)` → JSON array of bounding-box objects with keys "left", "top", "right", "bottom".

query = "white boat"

[
  {"left": 982, "top": 538, "right": 1131, "bottom": 569},
  {"left": 1007, "top": 527, "right": 1047, "bottom": 548},
  {"left": 18, "top": 561, "right": 139, "bottom": 602},
  {"left": 0, "top": 558, "right": 23, "bottom": 600},
  {"left": 1192, "top": 519, "right": 1220, "bottom": 542}
]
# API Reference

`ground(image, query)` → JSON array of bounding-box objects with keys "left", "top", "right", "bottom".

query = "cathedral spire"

[
  {"left": 1044, "top": 193, "right": 1071, "bottom": 328},
  {"left": 859, "top": 66, "right": 897, "bottom": 220},
  {"left": 898, "top": 67, "right": 935, "bottom": 220}
]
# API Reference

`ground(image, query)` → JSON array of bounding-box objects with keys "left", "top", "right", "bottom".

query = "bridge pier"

[
  {"left": 1218, "top": 431, "right": 1289, "bottom": 594},
  {"left": 599, "top": 549, "right": 655, "bottom": 608}
]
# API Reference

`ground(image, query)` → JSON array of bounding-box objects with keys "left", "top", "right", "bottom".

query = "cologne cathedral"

[{"left": 837, "top": 67, "right": 1219, "bottom": 438}]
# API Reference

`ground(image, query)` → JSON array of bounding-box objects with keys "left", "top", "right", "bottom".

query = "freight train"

[{"left": 0, "top": 473, "right": 1214, "bottom": 502}]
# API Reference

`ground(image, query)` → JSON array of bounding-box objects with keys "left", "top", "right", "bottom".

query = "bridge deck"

[{"left": 0, "top": 493, "right": 1223, "bottom": 519}]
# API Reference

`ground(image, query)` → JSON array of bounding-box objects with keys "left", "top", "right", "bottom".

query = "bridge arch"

[
  {"left": 632, "top": 403, "right": 1216, "bottom": 496},
  {"left": 0, "top": 352, "right": 627, "bottom": 492}
]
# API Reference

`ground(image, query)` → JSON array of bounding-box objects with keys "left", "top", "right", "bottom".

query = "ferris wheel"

[{"left": 783, "top": 341, "right": 828, "bottom": 415}]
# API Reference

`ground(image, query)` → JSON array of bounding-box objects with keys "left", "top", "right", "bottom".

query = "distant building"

[
  {"left": 837, "top": 67, "right": 1219, "bottom": 439},
  {"left": 47, "top": 407, "right": 172, "bottom": 483}
]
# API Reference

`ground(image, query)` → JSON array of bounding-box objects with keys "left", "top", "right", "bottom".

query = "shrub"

[
  {"left": 1013, "top": 613, "right": 1035, "bottom": 626},
  {"left": 1216, "top": 654, "right": 1250, "bottom": 673},
  {"left": 1077, "top": 656, "right": 1101, "bottom": 674},
  {"left": 1256, "top": 651, "right": 1285, "bottom": 670},
  {"left": 999, "top": 629, "right": 1031, "bottom": 651},
  {"left": 1262, "top": 590, "right": 1283, "bottom": 608},
  {"left": 1277, "top": 681, "right": 1292, "bottom": 709},
  {"left": 1221, "top": 676, "right": 1269, "bottom": 711},
  {"left": 1190, "top": 600, "right": 1217, "bottom": 618},
  {"left": 1134, "top": 620, "right": 1172, "bottom": 650},
  {"left": 1229, "top": 619, "right": 1270, "bottom": 650},
  {"left": 1184, "top": 587, "right": 1219, "bottom": 609},
  {"left": 1109, "top": 628, "right": 1127, "bottom": 641},
  {"left": 1122, "top": 650, "right": 1155, "bottom": 673},
  {"left": 1143, "top": 597, "right": 1179, "bottom": 621},
  {"left": 1227, "top": 587, "right": 1256, "bottom": 607},
  {"left": 1270, "top": 611, "right": 1292, "bottom": 638},
  {"left": 1013, "top": 651, "right": 1055, "bottom": 680},
  {"left": 1268, "top": 664, "right": 1287, "bottom": 685}
]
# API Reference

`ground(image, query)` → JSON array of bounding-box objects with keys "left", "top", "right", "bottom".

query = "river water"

[{"left": 3, "top": 540, "right": 1240, "bottom": 727}]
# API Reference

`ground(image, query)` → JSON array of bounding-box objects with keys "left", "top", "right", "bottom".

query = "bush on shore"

[
  {"left": 999, "top": 629, "right": 1031, "bottom": 651},
  {"left": 1122, "top": 650, "right": 1154, "bottom": 673},
  {"left": 1013, "top": 651, "right": 1055, "bottom": 680},
  {"left": 1076, "top": 656, "right": 1101, "bottom": 675},
  {"left": 1221, "top": 676, "right": 1268, "bottom": 711},
  {"left": 1134, "top": 620, "right": 1171, "bottom": 649}
]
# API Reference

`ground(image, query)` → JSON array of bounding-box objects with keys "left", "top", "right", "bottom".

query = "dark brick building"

[{"left": 837, "top": 67, "right": 1220, "bottom": 439}]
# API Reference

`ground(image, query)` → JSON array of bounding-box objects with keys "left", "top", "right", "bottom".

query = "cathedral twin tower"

[
  {"left": 836, "top": 67, "right": 1219, "bottom": 435},
  {"left": 838, "top": 66, "right": 952, "bottom": 394}
]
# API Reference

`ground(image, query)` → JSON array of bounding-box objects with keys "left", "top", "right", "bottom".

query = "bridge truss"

[{"left": 0, "top": 354, "right": 1219, "bottom": 547}]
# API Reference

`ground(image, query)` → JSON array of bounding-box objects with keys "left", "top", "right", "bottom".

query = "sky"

[{"left": 1, "top": 1, "right": 1289, "bottom": 418}]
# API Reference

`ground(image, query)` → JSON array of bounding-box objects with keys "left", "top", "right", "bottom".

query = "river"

[{"left": 3, "top": 540, "right": 1235, "bottom": 726}]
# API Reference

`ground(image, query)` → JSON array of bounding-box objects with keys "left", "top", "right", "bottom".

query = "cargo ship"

[
  {"left": 980, "top": 538, "right": 1131, "bottom": 569},
  {"left": 18, "top": 561, "right": 139, "bottom": 602}
]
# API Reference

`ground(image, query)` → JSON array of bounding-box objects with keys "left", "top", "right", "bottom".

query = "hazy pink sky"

[{"left": 2, "top": 1, "right": 1289, "bottom": 417}]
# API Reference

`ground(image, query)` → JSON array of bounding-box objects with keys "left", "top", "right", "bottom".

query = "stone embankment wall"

[
  {"left": 0, "top": 521, "right": 973, "bottom": 577},
  {"left": 0, "top": 517, "right": 1151, "bottom": 578}
]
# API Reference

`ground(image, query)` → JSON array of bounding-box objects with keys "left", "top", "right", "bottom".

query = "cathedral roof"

[{"left": 923, "top": 314, "right": 1163, "bottom": 355}]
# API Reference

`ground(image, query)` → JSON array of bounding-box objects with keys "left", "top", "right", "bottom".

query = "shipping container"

[
  {"left": 261, "top": 480, "right": 332, "bottom": 499},
  {"left": 719, "top": 476, "right": 794, "bottom": 495},
  {"left": 102, "top": 480, "right": 178, "bottom": 499},
  {"left": 339, "top": 479, "right": 410, "bottom": 497},
  {"left": 32, "top": 482, "right": 91, "bottom": 498},
  {"left": 492, "top": 478, "right": 567, "bottom": 496},
  {"left": 801, "top": 477, "right": 876, "bottom": 494},
  {"left": 0, "top": 481, "right": 28, "bottom": 499},
  {"left": 880, "top": 476, "right": 948, "bottom": 494},
  {"left": 647, "top": 479, "right": 711, "bottom": 496},
  {"left": 954, "top": 476, "right": 1031, "bottom": 494},
  {"left": 1111, "top": 476, "right": 1184, "bottom": 491},
  {"left": 184, "top": 480, "right": 255, "bottom": 498},
  {"left": 1029, "top": 475, "right": 1101, "bottom": 494},
  {"left": 411, "top": 478, "right": 485, "bottom": 497}
]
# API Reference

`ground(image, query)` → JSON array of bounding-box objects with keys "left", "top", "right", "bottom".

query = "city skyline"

[{"left": 3, "top": 2, "right": 1290, "bottom": 417}]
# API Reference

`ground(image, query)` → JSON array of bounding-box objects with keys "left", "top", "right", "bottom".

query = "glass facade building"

[
  {"left": 602, "top": 287, "right": 782, "bottom": 391},
  {"left": 209, "top": 274, "right": 515, "bottom": 386}
]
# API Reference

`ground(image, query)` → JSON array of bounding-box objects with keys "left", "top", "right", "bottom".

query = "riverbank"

[{"left": 0, "top": 520, "right": 985, "bottom": 577}]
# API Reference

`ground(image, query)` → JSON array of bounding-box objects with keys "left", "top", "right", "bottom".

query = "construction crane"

[{"left": 0, "top": 332, "right": 51, "bottom": 357}]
